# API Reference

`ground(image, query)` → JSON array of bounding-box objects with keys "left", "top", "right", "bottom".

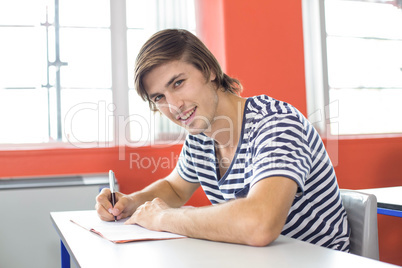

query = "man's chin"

[
  {"left": 177, "top": 120, "right": 210, "bottom": 135},
  {"left": 185, "top": 124, "right": 209, "bottom": 135},
  {"left": 186, "top": 128, "right": 204, "bottom": 135}
]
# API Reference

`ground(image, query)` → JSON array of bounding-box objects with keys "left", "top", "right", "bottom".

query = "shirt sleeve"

[{"left": 249, "top": 112, "right": 312, "bottom": 197}]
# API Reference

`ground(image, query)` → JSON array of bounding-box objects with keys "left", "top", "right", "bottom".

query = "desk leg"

[
  {"left": 378, "top": 208, "right": 402, "bottom": 218},
  {"left": 61, "top": 240, "right": 71, "bottom": 268}
]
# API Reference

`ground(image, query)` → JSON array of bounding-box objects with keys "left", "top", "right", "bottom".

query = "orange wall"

[
  {"left": 0, "top": 0, "right": 401, "bottom": 265},
  {"left": 223, "top": 1, "right": 307, "bottom": 114},
  {"left": 0, "top": 145, "right": 208, "bottom": 207}
]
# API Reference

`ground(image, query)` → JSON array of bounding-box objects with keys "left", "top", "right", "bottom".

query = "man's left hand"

[{"left": 124, "top": 197, "right": 170, "bottom": 231}]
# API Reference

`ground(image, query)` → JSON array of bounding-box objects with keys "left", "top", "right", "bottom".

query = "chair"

[{"left": 340, "top": 189, "right": 380, "bottom": 260}]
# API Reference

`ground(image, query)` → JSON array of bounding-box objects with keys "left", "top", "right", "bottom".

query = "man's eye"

[
  {"left": 174, "top": 80, "right": 184, "bottom": 87},
  {"left": 154, "top": 95, "right": 164, "bottom": 102}
]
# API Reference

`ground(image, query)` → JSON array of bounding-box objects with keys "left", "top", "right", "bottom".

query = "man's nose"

[{"left": 166, "top": 92, "right": 184, "bottom": 115}]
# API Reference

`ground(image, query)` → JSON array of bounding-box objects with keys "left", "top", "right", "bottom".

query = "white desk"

[
  {"left": 51, "top": 211, "right": 399, "bottom": 268},
  {"left": 359, "top": 186, "right": 402, "bottom": 217}
]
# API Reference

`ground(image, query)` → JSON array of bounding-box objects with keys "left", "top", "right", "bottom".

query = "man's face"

[{"left": 143, "top": 60, "right": 218, "bottom": 135}]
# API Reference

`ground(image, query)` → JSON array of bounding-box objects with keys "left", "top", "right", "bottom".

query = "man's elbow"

[{"left": 244, "top": 224, "right": 281, "bottom": 247}]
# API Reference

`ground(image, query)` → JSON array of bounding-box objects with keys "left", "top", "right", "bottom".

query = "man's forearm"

[
  {"left": 129, "top": 178, "right": 188, "bottom": 209},
  {"left": 158, "top": 198, "right": 279, "bottom": 247}
]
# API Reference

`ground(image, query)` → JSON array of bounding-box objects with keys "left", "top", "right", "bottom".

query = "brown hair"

[{"left": 134, "top": 29, "right": 242, "bottom": 111}]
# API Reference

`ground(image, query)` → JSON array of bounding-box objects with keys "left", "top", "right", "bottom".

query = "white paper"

[{"left": 70, "top": 211, "right": 185, "bottom": 243}]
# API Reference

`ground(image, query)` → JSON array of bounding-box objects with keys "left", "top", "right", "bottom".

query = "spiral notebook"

[{"left": 70, "top": 211, "right": 185, "bottom": 243}]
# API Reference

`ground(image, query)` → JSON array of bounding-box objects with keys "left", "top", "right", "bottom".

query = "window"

[
  {"left": 0, "top": 0, "right": 195, "bottom": 147},
  {"left": 302, "top": 0, "right": 402, "bottom": 136}
]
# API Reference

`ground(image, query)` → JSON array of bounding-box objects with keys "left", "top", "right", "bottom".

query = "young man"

[{"left": 96, "top": 29, "right": 350, "bottom": 250}]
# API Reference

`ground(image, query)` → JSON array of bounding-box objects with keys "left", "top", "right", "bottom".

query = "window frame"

[{"left": 302, "top": 0, "right": 402, "bottom": 140}]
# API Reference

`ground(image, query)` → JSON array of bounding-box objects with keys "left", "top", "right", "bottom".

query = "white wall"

[{"left": 0, "top": 175, "right": 109, "bottom": 268}]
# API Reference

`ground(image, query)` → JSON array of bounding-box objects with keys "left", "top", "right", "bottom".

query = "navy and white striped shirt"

[{"left": 177, "top": 95, "right": 350, "bottom": 251}]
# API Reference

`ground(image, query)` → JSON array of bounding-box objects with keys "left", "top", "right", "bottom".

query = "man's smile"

[{"left": 177, "top": 106, "right": 197, "bottom": 123}]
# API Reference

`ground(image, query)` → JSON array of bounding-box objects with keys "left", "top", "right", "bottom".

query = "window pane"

[
  {"left": 0, "top": 0, "right": 112, "bottom": 145},
  {"left": 128, "top": 90, "right": 152, "bottom": 143},
  {"left": 62, "top": 89, "right": 113, "bottom": 143},
  {"left": 325, "top": 0, "right": 402, "bottom": 39},
  {"left": 330, "top": 88, "right": 402, "bottom": 135},
  {"left": 0, "top": 27, "right": 47, "bottom": 88},
  {"left": 126, "top": 0, "right": 157, "bottom": 29},
  {"left": 127, "top": 29, "right": 154, "bottom": 85},
  {"left": 327, "top": 37, "right": 402, "bottom": 88},
  {"left": 59, "top": 0, "right": 110, "bottom": 27},
  {"left": 0, "top": 0, "right": 49, "bottom": 26},
  {"left": 0, "top": 89, "right": 49, "bottom": 143},
  {"left": 60, "top": 28, "right": 111, "bottom": 89}
]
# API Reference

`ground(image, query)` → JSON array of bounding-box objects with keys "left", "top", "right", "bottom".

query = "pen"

[{"left": 109, "top": 170, "right": 117, "bottom": 222}]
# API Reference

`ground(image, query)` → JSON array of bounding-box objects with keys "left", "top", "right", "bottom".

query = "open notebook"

[{"left": 70, "top": 211, "right": 185, "bottom": 243}]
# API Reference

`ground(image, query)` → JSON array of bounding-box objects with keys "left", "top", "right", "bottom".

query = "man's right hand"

[{"left": 95, "top": 188, "right": 136, "bottom": 221}]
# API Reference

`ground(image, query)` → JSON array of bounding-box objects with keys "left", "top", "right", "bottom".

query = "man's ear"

[{"left": 210, "top": 71, "right": 217, "bottom": 82}]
